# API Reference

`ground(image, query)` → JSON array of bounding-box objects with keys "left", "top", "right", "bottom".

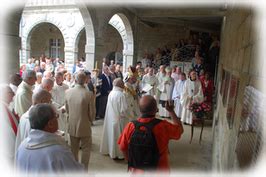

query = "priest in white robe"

[
  {"left": 16, "top": 104, "right": 84, "bottom": 174},
  {"left": 180, "top": 70, "right": 204, "bottom": 125},
  {"left": 172, "top": 73, "right": 186, "bottom": 118},
  {"left": 100, "top": 78, "right": 128, "bottom": 159},
  {"left": 15, "top": 89, "right": 52, "bottom": 154},
  {"left": 51, "top": 72, "right": 69, "bottom": 134},
  {"left": 124, "top": 68, "right": 140, "bottom": 120},
  {"left": 141, "top": 67, "right": 158, "bottom": 97},
  {"left": 14, "top": 70, "right": 36, "bottom": 117},
  {"left": 157, "top": 67, "right": 174, "bottom": 118},
  {"left": 0, "top": 85, "right": 18, "bottom": 165}
]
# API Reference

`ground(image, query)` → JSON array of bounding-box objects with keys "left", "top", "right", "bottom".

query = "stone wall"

[
  {"left": 136, "top": 22, "right": 190, "bottom": 61},
  {"left": 30, "top": 23, "right": 65, "bottom": 59},
  {"left": 212, "top": 6, "right": 265, "bottom": 171}
]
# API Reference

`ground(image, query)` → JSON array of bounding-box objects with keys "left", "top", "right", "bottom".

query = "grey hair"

[
  {"left": 41, "top": 78, "right": 54, "bottom": 88},
  {"left": 32, "top": 89, "right": 51, "bottom": 105},
  {"left": 113, "top": 78, "right": 123, "bottom": 87},
  {"left": 22, "top": 70, "right": 36, "bottom": 81},
  {"left": 75, "top": 71, "right": 86, "bottom": 85},
  {"left": 29, "top": 103, "right": 56, "bottom": 130}
]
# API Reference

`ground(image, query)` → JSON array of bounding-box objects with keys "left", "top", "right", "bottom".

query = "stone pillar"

[
  {"left": 64, "top": 46, "right": 75, "bottom": 72},
  {"left": 123, "top": 48, "right": 133, "bottom": 74},
  {"left": 85, "top": 44, "right": 94, "bottom": 71}
]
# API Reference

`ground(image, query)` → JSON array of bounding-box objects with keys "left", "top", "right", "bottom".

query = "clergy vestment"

[
  {"left": 100, "top": 86, "right": 128, "bottom": 159},
  {"left": 157, "top": 76, "right": 174, "bottom": 117},
  {"left": 14, "top": 81, "right": 33, "bottom": 117},
  {"left": 124, "top": 82, "right": 140, "bottom": 120},
  {"left": 16, "top": 129, "right": 84, "bottom": 174},
  {"left": 180, "top": 79, "right": 204, "bottom": 125},
  {"left": 51, "top": 83, "right": 69, "bottom": 133},
  {"left": 172, "top": 80, "right": 186, "bottom": 117},
  {"left": 15, "top": 107, "right": 31, "bottom": 154},
  {"left": 0, "top": 101, "right": 18, "bottom": 164},
  {"left": 141, "top": 73, "right": 158, "bottom": 96}
]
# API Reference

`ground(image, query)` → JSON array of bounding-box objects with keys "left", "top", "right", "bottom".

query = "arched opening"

[
  {"left": 75, "top": 28, "right": 86, "bottom": 60},
  {"left": 26, "top": 22, "right": 65, "bottom": 61},
  {"left": 103, "top": 23, "right": 123, "bottom": 66},
  {"left": 108, "top": 13, "right": 134, "bottom": 73}
]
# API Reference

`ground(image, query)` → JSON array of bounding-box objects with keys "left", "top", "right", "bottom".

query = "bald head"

[
  {"left": 139, "top": 95, "right": 158, "bottom": 117},
  {"left": 41, "top": 78, "right": 54, "bottom": 92},
  {"left": 113, "top": 78, "right": 124, "bottom": 89},
  {"left": 32, "top": 89, "right": 52, "bottom": 105}
]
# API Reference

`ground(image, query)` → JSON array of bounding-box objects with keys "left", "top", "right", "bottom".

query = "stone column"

[
  {"left": 85, "top": 44, "right": 95, "bottom": 71},
  {"left": 123, "top": 48, "right": 133, "bottom": 74},
  {"left": 64, "top": 46, "right": 75, "bottom": 73}
]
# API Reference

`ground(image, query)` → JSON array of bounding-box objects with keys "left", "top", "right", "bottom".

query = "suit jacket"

[
  {"left": 65, "top": 85, "right": 94, "bottom": 137},
  {"left": 99, "top": 74, "right": 113, "bottom": 96}
]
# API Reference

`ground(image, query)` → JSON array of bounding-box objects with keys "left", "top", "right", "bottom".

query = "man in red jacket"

[{"left": 118, "top": 95, "right": 184, "bottom": 173}]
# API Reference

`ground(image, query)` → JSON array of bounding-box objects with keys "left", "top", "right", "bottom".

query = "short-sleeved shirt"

[{"left": 118, "top": 117, "right": 183, "bottom": 172}]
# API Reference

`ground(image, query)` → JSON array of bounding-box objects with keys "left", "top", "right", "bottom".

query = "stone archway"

[
  {"left": 108, "top": 13, "right": 134, "bottom": 73},
  {"left": 74, "top": 27, "right": 86, "bottom": 61},
  {"left": 20, "top": 2, "right": 95, "bottom": 72}
]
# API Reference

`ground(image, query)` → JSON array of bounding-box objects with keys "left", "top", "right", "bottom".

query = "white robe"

[
  {"left": 51, "top": 83, "right": 69, "bottom": 132},
  {"left": 180, "top": 79, "right": 204, "bottom": 124},
  {"left": 16, "top": 129, "right": 84, "bottom": 174},
  {"left": 157, "top": 76, "right": 174, "bottom": 117},
  {"left": 14, "top": 81, "right": 33, "bottom": 117},
  {"left": 15, "top": 108, "right": 32, "bottom": 154},
  {"left": 172, "top": 80, "right": 186, "bottom": 117},
  {"left": 124, "top": 83, "right": 140, "bottom": 120},
  {"left": 100, "top": 86, "right": 128, "bottom": 159},
  {"left": 141, "top": 74, "right": 158, "bottom": 96},
  {"left": 0, "top": 102, "right": 18, "bottom": 165}
]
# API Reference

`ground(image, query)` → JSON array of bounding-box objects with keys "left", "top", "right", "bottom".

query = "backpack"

[{"left": 128, "top": 118, "right": 161, "bottom": 170}]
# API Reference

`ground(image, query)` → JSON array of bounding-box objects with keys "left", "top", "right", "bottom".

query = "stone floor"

[{"left": 85, "top": 118, "right": 213, "bottom": 174}]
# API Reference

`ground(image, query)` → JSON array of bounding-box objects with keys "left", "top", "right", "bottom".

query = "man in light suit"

[{"left": 65, "top": 71, "right": 94, "bottom": 171}]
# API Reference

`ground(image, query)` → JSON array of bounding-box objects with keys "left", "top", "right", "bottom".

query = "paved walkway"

[{"left": 85, "top": 119, "right": 213, "bottom": 174}]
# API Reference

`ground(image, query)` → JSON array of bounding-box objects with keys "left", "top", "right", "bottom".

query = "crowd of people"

[{"left": 1, "top": 43, "right": 216, "bottom": 174}]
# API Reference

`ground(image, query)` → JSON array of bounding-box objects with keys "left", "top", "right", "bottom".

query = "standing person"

[
  {"left": 114, "top": 64, "right": 123, "bottom": 80},
  {"left": 99, "top": 66, "right": 113, "bottom": 119},
  {"left": 172, "top": 73, "right": 186, "bottom": 118},
  {"left": 0, "top": 85, "right": 18, "bottom": 164},
  {"left": 201, "top": 72, "right": 214, "bottom": 105},
  {"left": 16, "top": 104, "right": 84, "bottom": 174},
  {"left": 100, "top": 78, "right": 128, "bottom": 159},
  {"left": 65, "top": 71, "right": 94, "bottom": 170},
  {"left": 14, "top": 70, "right": 36, "bottom": 117},
  {"left": 171, "top": 66, "right": 182, "bottom": 82},
  {"left": 91, "top": 69, "right": 102, "bottom": 119},
  {"left": 157, "top": 67, "right": 174, "bottom": 118},
  {"left": 118, "top": 95, "right": 183, "bottom": 172},
  {"left": 51, "top": 72, "right": 69, "bottom": 134},
  {"left": 15, "top": 90, "right": 52, "bottom": 153},
  {"left": 108, "top": 65, "right": 116, "bottom": 82},
  {"left": 141, "top": 67, "right": 158, "bottom": 97},
  {"left": 180, "top": 70, "right": 204, "bottom": 125},
  {"left": 124, "top": 68, "right": 140, "bottom": 121},
  {"left": 9, "top": 73, "right": 22, "bottom": 94}
]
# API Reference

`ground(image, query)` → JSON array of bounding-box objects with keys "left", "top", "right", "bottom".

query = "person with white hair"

[
  {"left": 100, "top": 78, "right": 128, "bottom": 159},
  {"left": 14, "top": 70, "right": 36, "bottom": 117},
  {"left": 157, "top": 67, "right": 174, "bottom": 118},
  {"left": 0, "top": 85, "right": 18, "bottom": 164},
  {"left": 15, "top": 89, "right": 52, "bottom": 153},
  {"left": 34, "top": 72, "right": 43, "bottom": 91},
  {"left": 34, "top": 78, "right": 54, "bottom": 93},
  {"left": 65, "top": 71, "right": 94, "bottom": 170},
  {"left": 16, "top": 104, "right": 84, "bottom": 174}
]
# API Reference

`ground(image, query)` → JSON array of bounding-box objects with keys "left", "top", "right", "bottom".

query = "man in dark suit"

[{"left": 99, "top": 66, "right": 113, "bottom": 118}]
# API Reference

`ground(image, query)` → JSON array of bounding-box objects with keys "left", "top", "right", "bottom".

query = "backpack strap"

[{"left": 132, "top": 118, "right": 161, "bottom": 131}]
